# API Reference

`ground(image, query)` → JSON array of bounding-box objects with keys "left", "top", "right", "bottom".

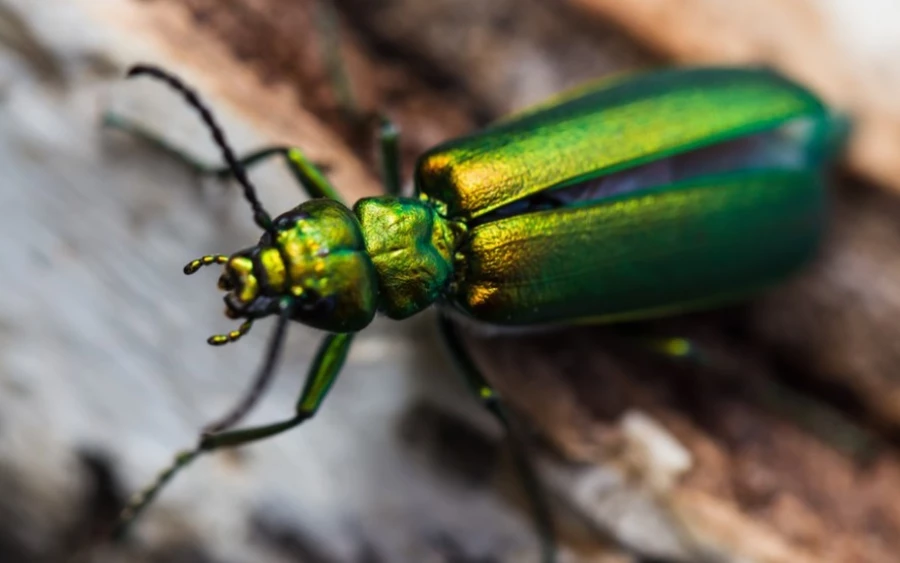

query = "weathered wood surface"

[
  {"left": 3, "top": 0, "right": 900, "bottom": 562},
  {"left": 568, "top": 0, "right": 900, "bottom": 199},
  {"left": 0, "top": 1, "right": 569, "bottom": 562}
]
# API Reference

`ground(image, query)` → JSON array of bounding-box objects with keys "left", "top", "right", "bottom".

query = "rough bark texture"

[
  {"left": 3, "top": 1, "right": 900, "bottom": 563},
  {"left": 567, "top": 0, "right": 900, "bottom": 197}
]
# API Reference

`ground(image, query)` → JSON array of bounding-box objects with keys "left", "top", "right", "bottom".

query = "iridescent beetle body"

[
  {"left": 220, "top": 68, "right": 837, "bottom": 332},
  {"left": 113, "top": 65, "right": 845, "bottom": 562}
]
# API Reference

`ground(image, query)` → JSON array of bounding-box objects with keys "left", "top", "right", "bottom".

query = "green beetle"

[{"left": 113, "top": 65, "right": 845, "bottom": 560}]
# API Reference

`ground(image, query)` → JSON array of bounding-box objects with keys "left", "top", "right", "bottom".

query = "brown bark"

[
  {"left": 5, "top": 0, "right": 900, "bottom": 562},
  {"left": 108, "top": 0, "right": 900, "bottom": 560}
]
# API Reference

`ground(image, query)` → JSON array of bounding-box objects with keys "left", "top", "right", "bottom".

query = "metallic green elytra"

[
  {"left": 415, "top": 68, "right": 840, "bottom": 325},
  {"left": 113, "top": 64, "right": 845, "bottom": 558}
]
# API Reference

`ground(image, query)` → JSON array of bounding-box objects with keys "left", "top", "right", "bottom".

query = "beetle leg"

[
  {"left": 173, "top": 124, "right": 399, "bottom": 201},
  {"left": 104, "top": 113, "right": 346, "bottom": 204},
  {"left": 203, "top": 299, "right": 295, "bottom": 434},
  {"left": 635, "top": 333, "right": 878, "bottom": 460},
  {"left": 314, "top": 1, "right": 402, "bottom": 197},
  {"left": 103, "top": 111, "right": 220, "bottom": 173},
  {"left": 197, "top": 145, "right": 343, "bottom": 203},
  {"left": 636, "top": 335, "right": 706, "bottom": 364},
  {"left": 202, "top": 332, "right": 354, "bottom": 444},
  {"left": 315, "top": 0, "right": 360, "bottom": 121},
  {"left": 280, "top": 147, "right": 344, "bottom": 202},
  {"left": 193, "top": 145, "right": 342, "bottom": 202},
  {"left": 112, "top": 332, "right": 354, "bottom": 541},
  {"left": 436, "top": 314, "right": 557, "bottom": 563},
  {"left": 105, "top": 111, "right": 341, "bottom": 200},
  {"left": 377, "top": 115, "right": 402, "bottom": 196},
  {"left": 291, "top": 333, "right": 355, "bottom": 417}
]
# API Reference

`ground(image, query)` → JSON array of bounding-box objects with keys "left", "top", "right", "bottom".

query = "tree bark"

[{"left": 2, "top": 1, "right": 900, "bottom": 562}]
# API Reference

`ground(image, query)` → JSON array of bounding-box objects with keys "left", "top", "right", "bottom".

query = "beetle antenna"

[
  {"left": 204, "top": 299, "right": 294, "bottom": 433},
  {"left": 183, "top": 254, "right": 229, "bottom": 275},
  {"left": 126, "top": 64, "right": 276, "bottom": 237},
  {"left": 207, "top": 320, "right": 253, "bottom": 346}
]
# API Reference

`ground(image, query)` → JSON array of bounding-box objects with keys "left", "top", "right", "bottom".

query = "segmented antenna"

[
  {"left": 183, "top": 254, "right": 229, "bottom": 275},
  {"left": 207, "top": 320, "right": 253, "bottom": 346},
  {"left": 126, "top": 64, "right": 276, "bottom": 236}
]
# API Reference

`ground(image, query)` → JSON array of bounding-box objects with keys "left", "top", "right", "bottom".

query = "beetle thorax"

[{"left": 353, "top": 196, "right": 465, "bottom": 320}]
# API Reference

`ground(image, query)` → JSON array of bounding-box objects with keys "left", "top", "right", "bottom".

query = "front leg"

[{"left": 112, "top": 332, "right": 355, "bottom": 540}]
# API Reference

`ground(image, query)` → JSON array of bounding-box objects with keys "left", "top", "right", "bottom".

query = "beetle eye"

[{"left": 299, "top": 289, "right": 321, "bottom": 310}]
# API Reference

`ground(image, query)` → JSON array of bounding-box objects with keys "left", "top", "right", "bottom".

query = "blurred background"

[{"left": 2, "top": 0, "right": 900, "bottom": 561}]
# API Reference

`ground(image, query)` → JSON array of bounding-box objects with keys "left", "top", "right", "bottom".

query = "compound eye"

[
  {"left": 298, "top": 289, "right": 321, "bottom": 310},
  {"left": 274, "top": 216, "right": 294, "bottom": 231}
]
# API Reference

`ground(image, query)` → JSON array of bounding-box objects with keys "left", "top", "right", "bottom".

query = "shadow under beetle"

[{"left": 111, "top": 62, "right": 846, "bottom": 563}]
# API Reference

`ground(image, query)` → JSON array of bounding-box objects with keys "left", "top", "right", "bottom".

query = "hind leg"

[{"left": 436, "top": 314, "right": 558, "bottom": 563}]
